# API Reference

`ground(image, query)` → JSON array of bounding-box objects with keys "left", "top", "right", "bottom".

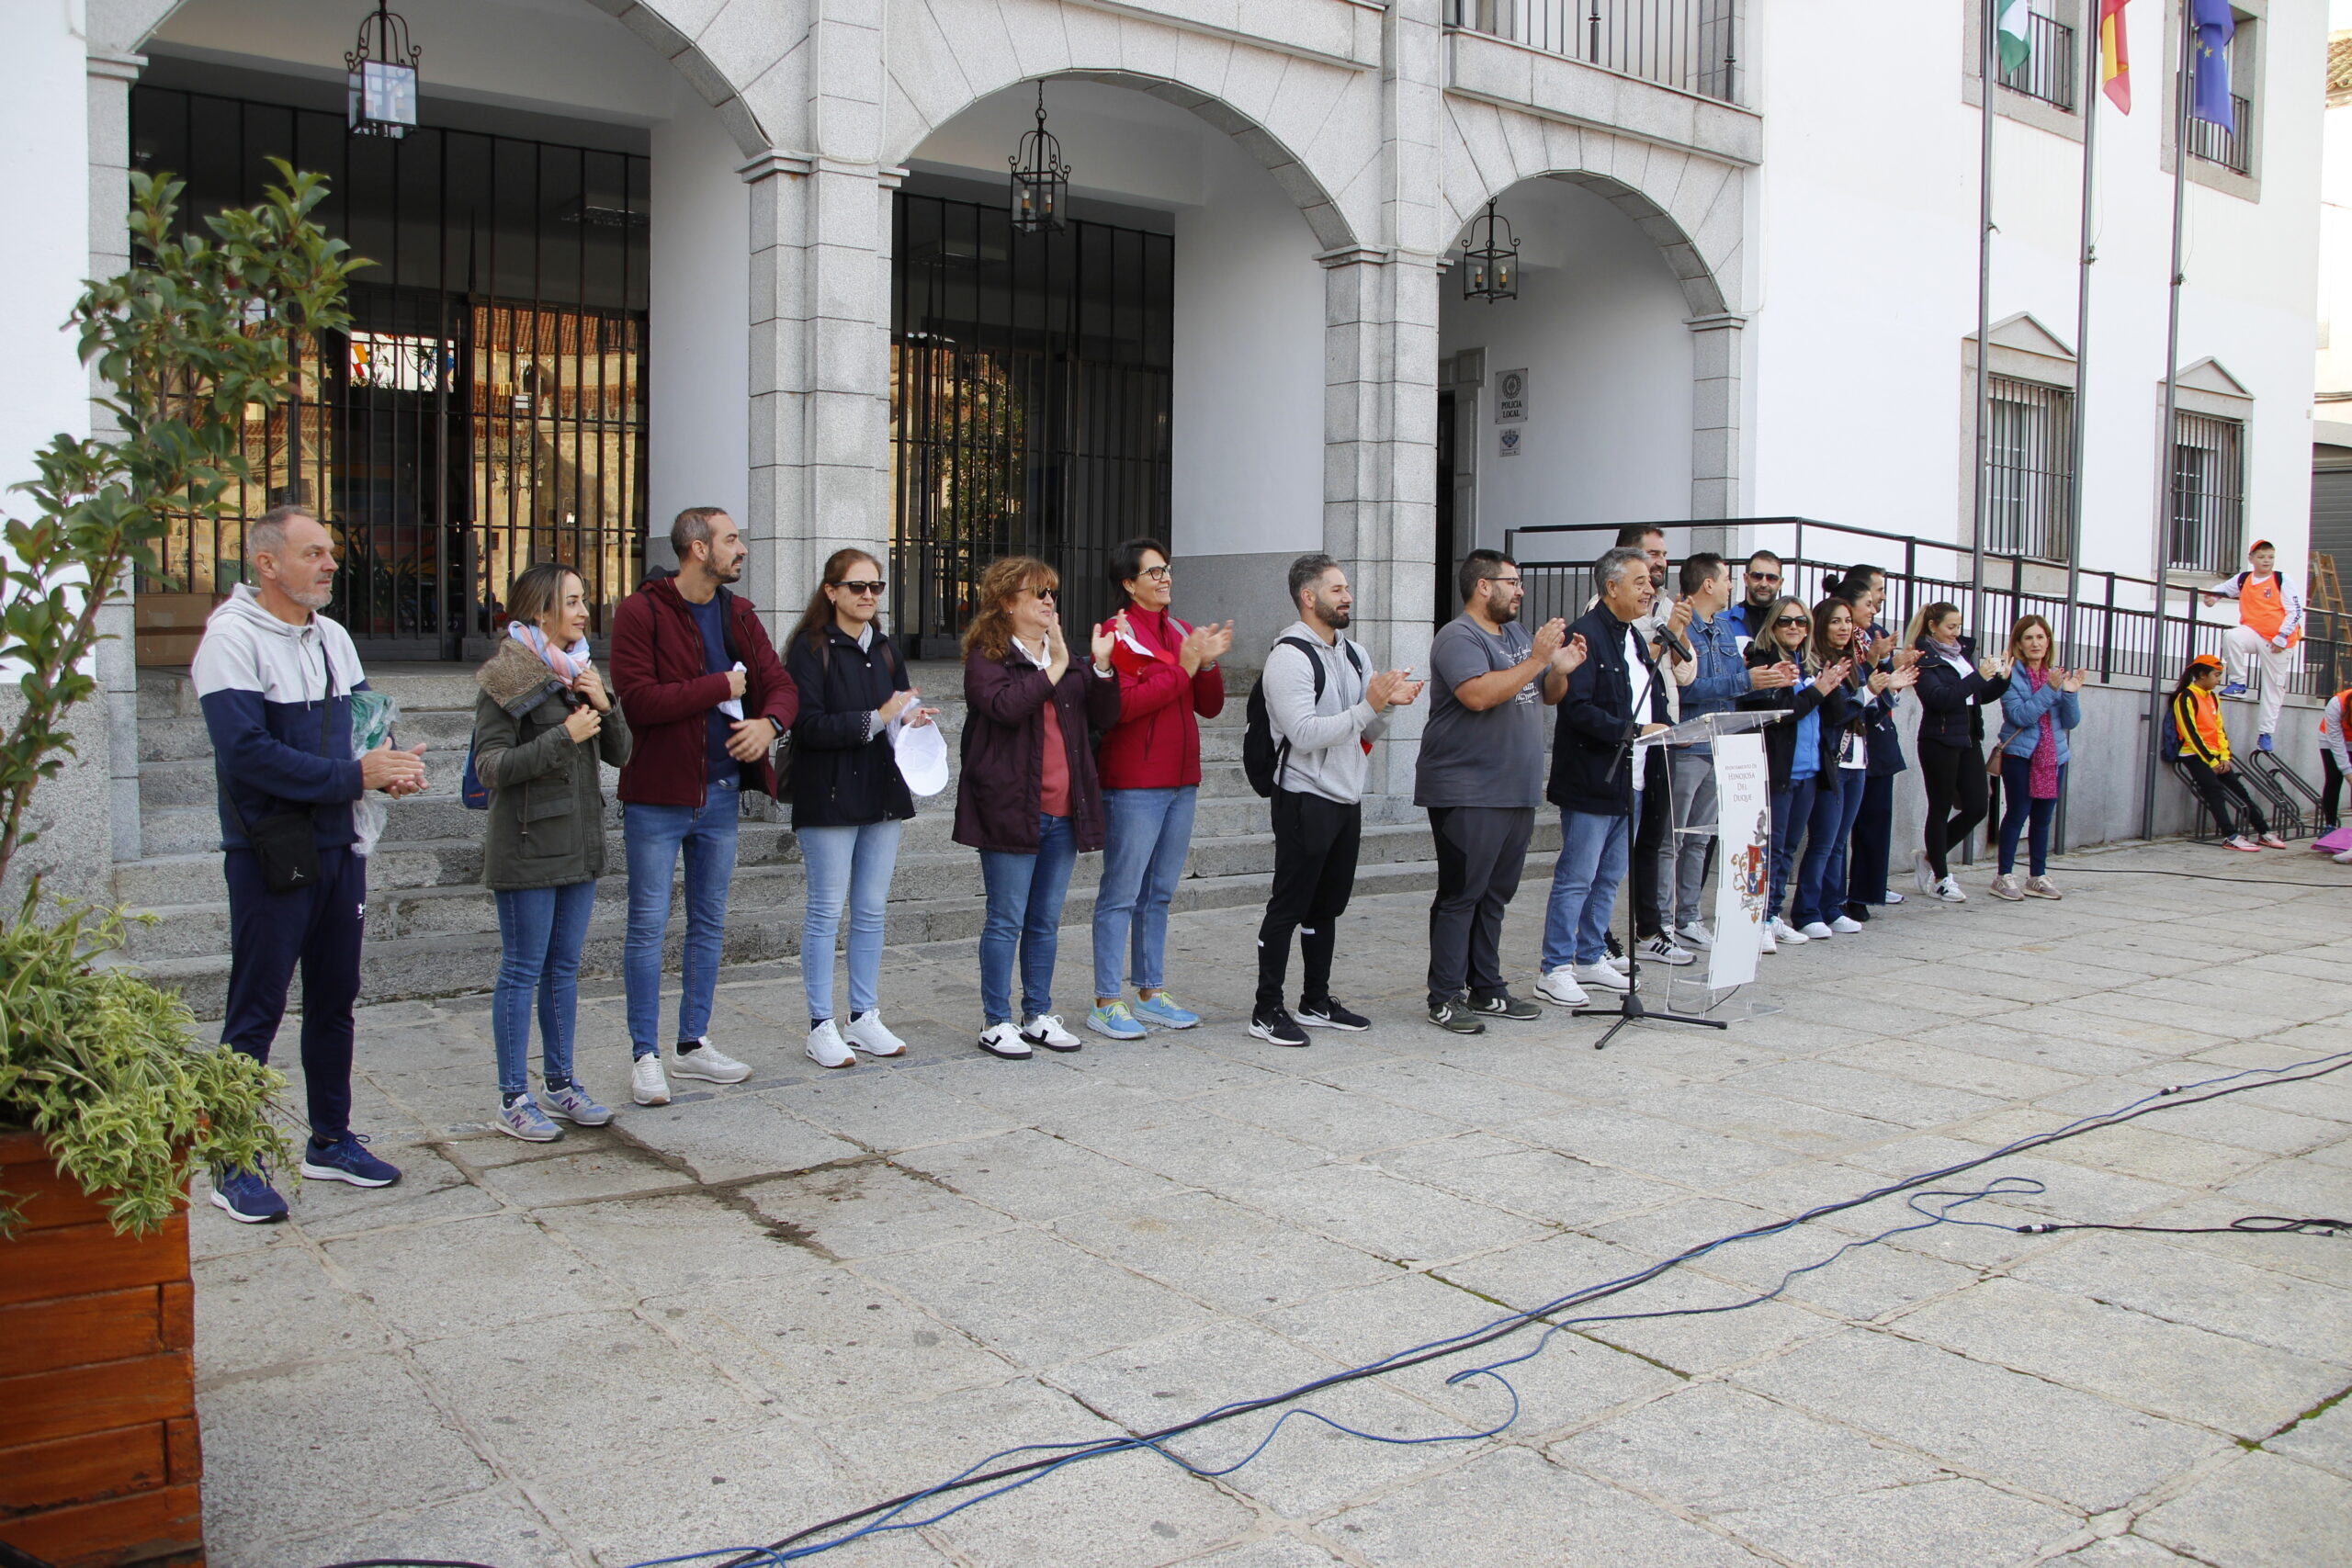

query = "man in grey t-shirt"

[{"left": 1414, "top": 549, "right": 1585, "bottom": 1033}]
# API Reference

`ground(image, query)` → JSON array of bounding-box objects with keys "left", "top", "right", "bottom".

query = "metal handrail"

[{"left": 1442, "top": 0, "right": 1741, "bottom": 107}]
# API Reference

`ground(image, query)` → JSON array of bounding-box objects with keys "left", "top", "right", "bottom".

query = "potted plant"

[{"left": 0, "top": 164, "right": 357, "bottom": 1568}]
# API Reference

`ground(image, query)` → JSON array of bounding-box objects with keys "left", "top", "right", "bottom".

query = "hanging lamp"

[
  {"left": 1462, "top": 200, "right": 1520, "bottom": 303},
  {"left": 1009, "top": 83, "right": 1070, "bottom": 233},
  {"left": 345, "top": 1, "right": 421, "bottom": 141}
]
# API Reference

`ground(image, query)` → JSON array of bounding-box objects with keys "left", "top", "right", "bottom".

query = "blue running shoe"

[
  {"left": 300, "top": 1131, "right": 401, "bottom": 1188},
  {"left": 2219, "top": 682, "right": 2248, "bottom": 697},
  {"left": 496, "top": 1097, "right": 561, "bottom": 1142},
  {"left": 209, "top": 1165, "right": 288, "bottom": 1224},
  {"left": 2256, "top": 732, "right": 2275, "bottom": 752},
  {"left": 1131, "top": 992, "right": 1201, "bottom": 1030},
  {"left": 1085, "top": 1001, "right": 1148, "bottom": 1040},
  {"left": 542, "top": 1082, "right": 614, "bottom": 1126}
]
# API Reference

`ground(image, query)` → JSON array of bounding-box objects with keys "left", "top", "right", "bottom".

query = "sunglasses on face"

[
  {"left": 831, "top": 580, "right": 886, "bottom": 596},
  {"left": 1749, "top": 571, "right": 1782, "bottom": 583},
  {"left": 1773, "top": 615, "right": 1809, "bottom": 628},
  {"left": 1025, "top": 586, "right": 1057, "bottom": 601}
]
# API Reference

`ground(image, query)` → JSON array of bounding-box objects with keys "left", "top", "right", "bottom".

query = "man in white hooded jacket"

[
  {"left": 191, "top": 505, "right": 424, "bottom": 1222},
  {"left": 1248, "top": 554, "right": 1421, "bottom": 1046}
]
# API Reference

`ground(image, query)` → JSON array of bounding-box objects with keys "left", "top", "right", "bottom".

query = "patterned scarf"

[
  {"left": 2025, "top": 663, "right": 2061, "bottom": 799},
  {"left": 510, "top": 620, "right": 589, "bottom": 682}
]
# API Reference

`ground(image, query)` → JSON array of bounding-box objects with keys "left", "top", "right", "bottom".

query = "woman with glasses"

[
  {"left": 1086, "top": 538, "right": 1233, "bottom": 1040},
  {"left": 1794, "top": 597, "right": 1917, "bottom": 940},
  {"left": 786, "top": 548, "right": 937, "bottom": 1068},
  {"left": 1736, "top": 595, "right": 1852, "bottom": 953},
  {"left": 956, "top": 557, "right": 1122, "bottom": 1058},
  {"left": 1907, "top": 601, "right": 2012, "bottom": 903},
  {"left": 472, "top": 562, "right": 632, "bottom": 1140}
]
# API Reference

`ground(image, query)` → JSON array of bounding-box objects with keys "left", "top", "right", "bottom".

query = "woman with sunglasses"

[
  {"left": 1736, "top": 595, "right": 1853, "bottom": 952},
  {"left": 1794, "top": 597, "right": 1917, "bottom": 940},
  {"left": 785, "top": 548, "right": 938, "bottom": 1068},
  {"left": 956, "top": 557, "right": 1122, "bottom": 1058},
  {"left": 1087, "top": 538, "right": 1234, "bottom": 1040},
  {"left": 1907, "top": 602, "right": 2012, "bottom": 903}
]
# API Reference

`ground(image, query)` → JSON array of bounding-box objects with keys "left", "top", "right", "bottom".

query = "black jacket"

[
  {"left": 786, "top": 623, "right": 916, "bottom": 829},
  {"left": 1853, "top": 619, "right": 1909, "bottom": 777},
  {"left": 1913, "top": 635, "right": 2012, "bottom": 748},
  {"left": 1548, "top": 606, "right": 1669, "bottom": 815},
  {"left": 1735, "top": 642, "right": 1839, "bottom": 792}
]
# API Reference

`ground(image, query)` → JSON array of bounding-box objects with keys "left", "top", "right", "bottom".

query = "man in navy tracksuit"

[{"left": 193, "top": 505, "right": 424, "bottom": 1222}]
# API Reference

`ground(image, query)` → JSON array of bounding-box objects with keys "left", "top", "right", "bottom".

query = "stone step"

[
  {"left": 131, "top": 848, "right": 1560, "bottom": 1021},
  {"left": 115, "top": 818, "right": 1554, "bottom": 963}
]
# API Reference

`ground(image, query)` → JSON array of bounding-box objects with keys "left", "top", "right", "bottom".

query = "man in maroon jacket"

[{"left": 610, "top": 506, "right": 798, "bottom": 1106}]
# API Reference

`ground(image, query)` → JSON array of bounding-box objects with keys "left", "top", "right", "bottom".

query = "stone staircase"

[{"left": 119, "top": 662, "right": 1560, "bottom": 1018}]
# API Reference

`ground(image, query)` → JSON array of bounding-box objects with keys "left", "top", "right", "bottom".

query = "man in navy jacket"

[{"left": 194, "top": 505, "right": 424, "bottom": 1222}]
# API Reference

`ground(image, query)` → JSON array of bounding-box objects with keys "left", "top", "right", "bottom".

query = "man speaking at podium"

[{"left": 1537, "top": 547, "right": 1672, "bottom": 1010}]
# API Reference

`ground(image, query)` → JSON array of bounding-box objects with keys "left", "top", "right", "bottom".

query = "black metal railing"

[
  {"left": 2187, "top": 94, "right": 2253, "bottom": 174},
  {"left": 1444, "top": 0, "right": 1741, "bottom": 106},
  {"left": 1997, "top": 13, "right": 2077, "bottom": 111},
  {"left": 1499, "top": 516, "right": 2349, "bottom": 705}
]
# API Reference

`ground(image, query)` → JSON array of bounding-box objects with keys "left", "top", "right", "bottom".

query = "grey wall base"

[{"left": 0, "top": 685, "right": 118, "bottom": 912}]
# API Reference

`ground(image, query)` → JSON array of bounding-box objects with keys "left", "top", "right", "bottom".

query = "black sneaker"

[
  {"left": 1296, "top": 998, "right": 1371, "bottom": 1032},
  {"left": 1469, "top": 988, "right": 1542, "bottom": 1021},
  {"left": 1250, "top": 1008, "right": 1310, "bottom": 1047},
  {"left": 1427, "top": 995, "right": 1487, "bottom": 1035}
]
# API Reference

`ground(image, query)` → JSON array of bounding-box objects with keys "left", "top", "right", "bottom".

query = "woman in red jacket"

[
  {"left": 1087, "top": 538, "right": 1233, "bottom": 1039},
  {"left": 956, "top": 557, "right": 1121, "bottom": 1059}
]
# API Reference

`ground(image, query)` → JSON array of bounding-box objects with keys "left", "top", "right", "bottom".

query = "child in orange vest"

[
  {"left": 2200, "top": 539, "right": 2305, "bottom": 750},
  {"left": 2170, "top": 654, "right": 2280, "bottom": 852}
]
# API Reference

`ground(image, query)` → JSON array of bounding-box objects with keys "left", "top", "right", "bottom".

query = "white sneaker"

[
  {"left": 1020, "top": 1014, "right": 1083, "bottom": 1053},
  {"left": 1535, "top": 968, "right": 1589, "bottom": 1007},
  {"left": 1829, "top": 915, "right": 1864, "bottom": 934},
  {"left": 1675, "top": 920, "right": 1714, "bottom": 950},
  {"left": 1769, "top": 917, "right": 1807, "bottom": 945},
  {"left": 805, "top": 1019, "right": 856, "bottom": 1069},
  {"left": 1932, "top": 877, "right": 1968, "bottom": 903},
  {"left": 671, "top": 1038, "right": 752, "bottom": 1083},
  {"left": 1570, "top": 960, "right": 1630, "bottom": 993},
  {"left": 1799, "top": 921, "right": 1834, "bottom": 942},
  {"left": 1758, "top": 926, "right": 1778, "bottom": 954},
  {"left": 1638, "top": 934, "right": 1696, "bottom": 966},
  {"left": 1913, "top": 851, "right": 1935, "bottom": 895},
  {"left": 630, "top": 1054, "right": 671, "bottom": 1106},
  {"left": 2335, "top": 847, "right": 2352, "bottom": 864},
  {"left": 977, "top": 1021, "right": 1033, "bottom": 1059},
  {"left": 843, "top": 1010, "right": 909, "bottom": 1057}
]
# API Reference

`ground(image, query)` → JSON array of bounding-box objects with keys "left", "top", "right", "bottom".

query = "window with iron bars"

[
  {"left": 1985, "top": 377, "right": 2074, "bottom": 561},
  {"left": 2168, "top": 411, "right": 2245, "bottom": 575},
  {"left": 2184, "top": 21, "right": 2253, "bottom": 175},
  {"left": 1997, "top": 5, "right": 2078, "bottom": 112}
]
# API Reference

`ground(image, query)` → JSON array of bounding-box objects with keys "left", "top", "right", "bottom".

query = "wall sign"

[
  {"left": 1495, "top": 367, "right": 1528, "bottom": 424},
  {"left": 1498, "top": 428, "right": 1522, "bottom": 458}
]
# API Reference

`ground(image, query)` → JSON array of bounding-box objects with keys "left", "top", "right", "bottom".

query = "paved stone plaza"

[{"left": 188, "top": 840, "right": 2352, "bottom": 1568}]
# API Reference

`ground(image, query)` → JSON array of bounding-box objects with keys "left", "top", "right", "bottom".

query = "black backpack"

[{"left": 1244, "top": 635, "right": 1364, "bottom": 797}]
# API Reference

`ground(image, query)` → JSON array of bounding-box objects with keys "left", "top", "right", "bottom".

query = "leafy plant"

[
  {"left": 0, "top": 164, "right": 357, "bottom": 1233},
  {"left": 0, "top": 899, "right": 290, "bottom": 1235},
  {"left": 0, "top": 160, "right": 361, "bottom": 887}
]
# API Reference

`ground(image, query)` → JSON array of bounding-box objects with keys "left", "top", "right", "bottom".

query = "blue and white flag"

[{"left": 2190, "top": 0, "right": 2236, "bottom": 132}]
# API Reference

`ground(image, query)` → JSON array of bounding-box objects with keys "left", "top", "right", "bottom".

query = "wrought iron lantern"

[
  {"left": 1008, "top": 83, "right": 1070, "bottom": 234},
  {"left": 345, "top": 2, "right": 421, "bottom": 141},
  {"left": 1461, "top": 200, "right": 1519, "bottom": 303}
]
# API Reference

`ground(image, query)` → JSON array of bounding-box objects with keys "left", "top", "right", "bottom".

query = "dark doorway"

[
  {"left": 1435, "top": 389, "right": 1458, "bottom": 626},
  {"left": 889, "top": 189, "right": 1172, "bottom": 656},
  {"left": 130, "top": 85, "right": 649, "bottom": 659}
]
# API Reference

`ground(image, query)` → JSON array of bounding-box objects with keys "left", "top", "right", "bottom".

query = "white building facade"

[{"left": 0, "top": 0, "right": 2327, "bottom": 902}]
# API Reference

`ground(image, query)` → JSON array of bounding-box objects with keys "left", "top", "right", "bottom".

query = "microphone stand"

[{"left": 1580, "top": 715, "right": 1729, "bottom": 1050}]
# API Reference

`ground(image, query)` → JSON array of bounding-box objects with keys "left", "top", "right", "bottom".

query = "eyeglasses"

[
  {"left": 1748, "top": 571, "right": 1782, "bottom": 583},
  {"left": 1772, "top": 615, "right": 1809, "bottom": 628},
  {"left": 831, "top": 580, "right": 886, "bottom": 596},
  {"left": 1138, "top": 566, "right": 1173, "bottom": 582},
  {"left": 1025, "top": 585, "right": 1057, "bottom": 600},
  {"left": 1487, "top": 576, "right": 1523, "bottom": 588}
]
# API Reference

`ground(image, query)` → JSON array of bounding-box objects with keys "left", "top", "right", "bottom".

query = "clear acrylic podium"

[{"left": 1651, "top": 707, "right": 1783, "bottom": 1027}]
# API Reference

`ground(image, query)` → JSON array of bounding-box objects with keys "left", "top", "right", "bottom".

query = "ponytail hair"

[
  {"left": 1905, "top": 601, "right": 1962, "bottom": 649},
  {"left": 2174, "top": 652, "right": 2223, "bottom": 700}
]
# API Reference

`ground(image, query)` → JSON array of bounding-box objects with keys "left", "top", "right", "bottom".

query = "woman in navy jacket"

[{"left": 1907, "top": 601, "right": 2012, "bottom": 904}]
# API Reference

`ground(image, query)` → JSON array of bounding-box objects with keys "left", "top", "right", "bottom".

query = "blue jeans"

[
  {"left": 1092, "top": 786, "right": 1197, "bottom": 998},
  {"left": 624, "top": 782, "right": 740, "bottom": 1055},
  {"left": 1998, "top": 756, "right": 2065, "bottom": 875},
  {"left": 1795, "top": 768, "right": 1867, "bottom": 927},
  {"left": 1768, "top": 774, "right": 1820, "bottom": 921},
  {"left": 979, "top": 813, "right": 1078, "bottom": 1025},
  {"left": 492, "top": 880, "right": 598, "bottom": 1097},
  {"left": 1542, "top": 799, "right": 1634, "bottom": 972},
  {"left": 799, "top": 818, "right": 904, "bottom": 1021}
]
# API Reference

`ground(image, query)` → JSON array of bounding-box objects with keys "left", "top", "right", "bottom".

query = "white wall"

[
  {"left": 1437, "top": 178, "right": 1695, "bottom": 555},
  {"left": 0, "top": 3, "right": 93, "bottom": 499},
  {"left": 1748, "top": 0, "right": 2326, "bottom": 585},
  {"left": 2317, "top": 6, "right": 2352, "bottom": 404},
  {"left": 648, "top": 83, "right": 751, "bottom": 563}
]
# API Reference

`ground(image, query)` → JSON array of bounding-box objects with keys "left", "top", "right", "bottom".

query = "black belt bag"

[{"left": 226, "top": 657, "right": 338, "bottom": 894}]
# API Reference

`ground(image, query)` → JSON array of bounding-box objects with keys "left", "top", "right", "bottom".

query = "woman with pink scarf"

[{"left": 1989, "top": 615, "right": 2082, "bottom": 902}]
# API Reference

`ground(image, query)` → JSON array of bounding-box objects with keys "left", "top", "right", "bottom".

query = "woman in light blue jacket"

[{"left": 1990, "top": 615, "right": 2083, "bottom": 902}]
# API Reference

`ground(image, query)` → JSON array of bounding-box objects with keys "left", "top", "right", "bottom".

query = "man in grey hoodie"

[{"left": 1249, "top": 555, "right": 1422, "bottom": 1046}]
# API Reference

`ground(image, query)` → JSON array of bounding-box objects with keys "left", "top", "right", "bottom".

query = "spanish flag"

[{"left": 2098, "top": 0, "right": 2132, "bottom": 113}]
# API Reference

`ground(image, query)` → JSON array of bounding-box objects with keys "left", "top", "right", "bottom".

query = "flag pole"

[
  {"left": 1970, "top": 0, "right": 1997, "bottom": 636},
  {"left": 2054, "top": 9, "right": 2102, "bottom": 856},
  {"left": 2139, "top": 0, "right": 2195, "bottom": 842}
]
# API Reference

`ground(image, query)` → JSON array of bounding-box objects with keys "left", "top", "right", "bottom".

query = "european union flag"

[{"left": 2190, "top": 0, "right": 2236, "bottom": 132}]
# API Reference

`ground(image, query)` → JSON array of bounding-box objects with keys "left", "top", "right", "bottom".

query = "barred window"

[
  {"left": 1997, "top": 1, "right": 2078, "bottom": 113},
  {"left": 2184, "top": 16, "right": 2253, "bottom": 175},
  {"left": 2168, "top": 412, "right": 2245, "bottom": 575},
  {"left": 1986, "top": 376, "right": 2074, "bottom": 561}
]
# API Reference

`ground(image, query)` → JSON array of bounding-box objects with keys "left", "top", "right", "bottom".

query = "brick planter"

[{"left": 0, "top": 1129, "right": 202, "bottom": 1567}]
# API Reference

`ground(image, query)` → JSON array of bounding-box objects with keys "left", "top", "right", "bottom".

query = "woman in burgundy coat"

[{"left": 955, "top": 556, "right": 1120, "bottom": 1059}]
